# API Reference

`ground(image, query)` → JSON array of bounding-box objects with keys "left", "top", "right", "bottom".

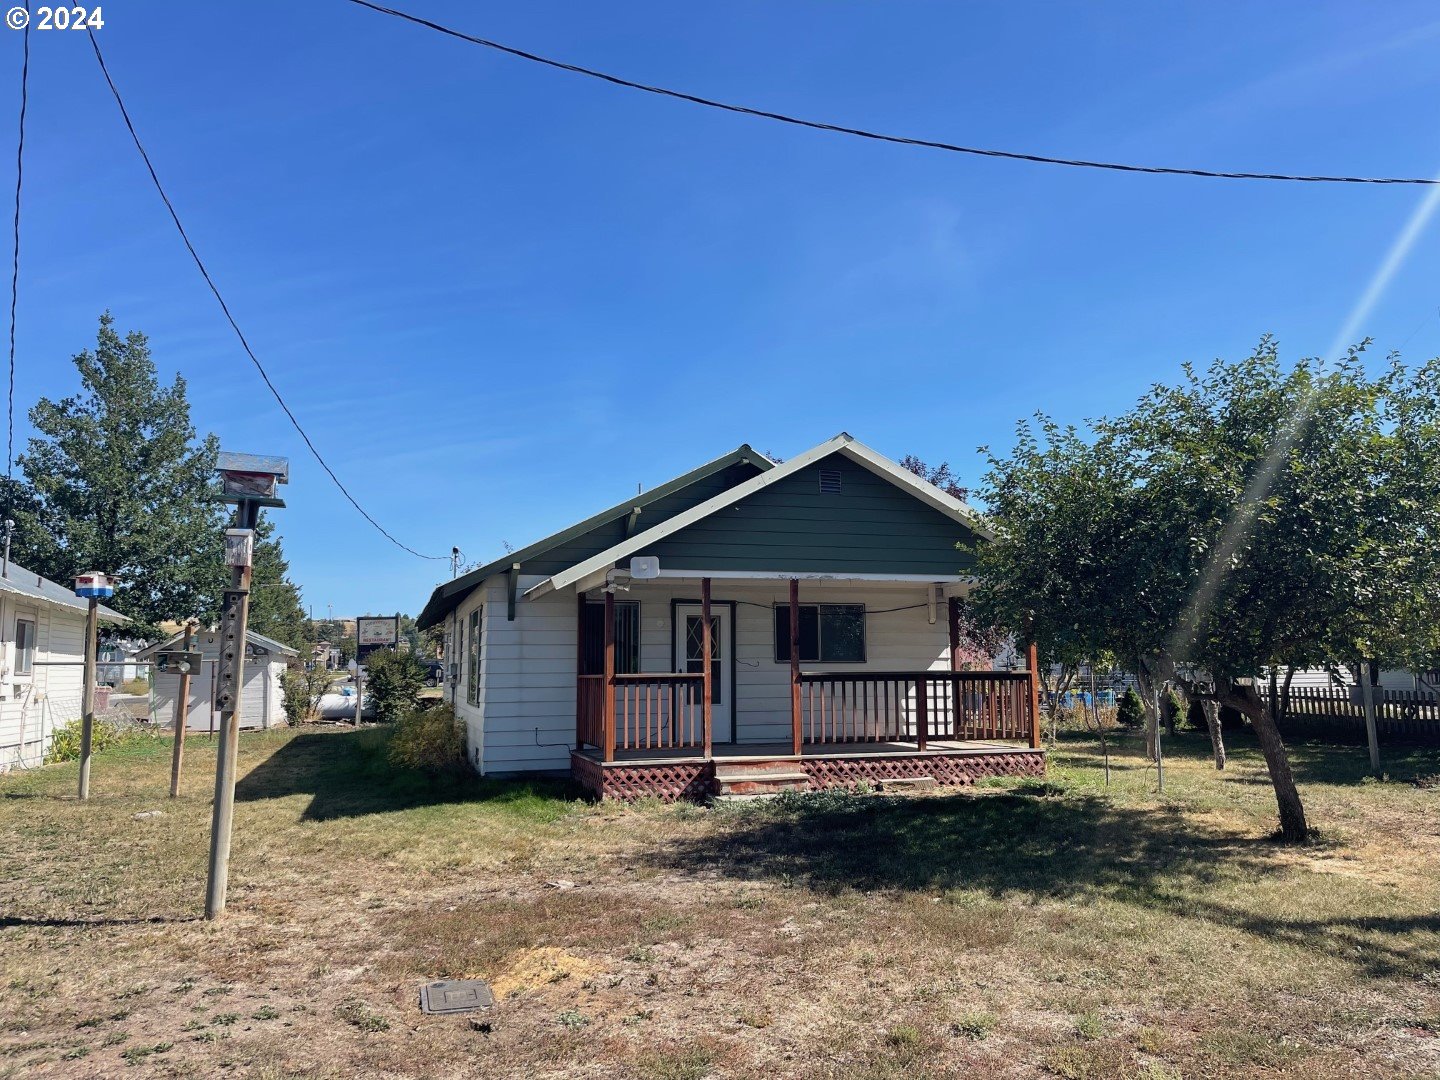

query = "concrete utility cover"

[{"left": 420, "top": 980, "right": 495, "bottom": 1015}]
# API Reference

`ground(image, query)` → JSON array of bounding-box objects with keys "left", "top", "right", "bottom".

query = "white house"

[
  {"left": 418, "top": 434, "right": 1046, "bottom": 802},
  {"left": 0, "top": 562, "right": 127, "bottom": 769},
  {"left": 139, "top": 629, "right": 297, "bottom": 732}
]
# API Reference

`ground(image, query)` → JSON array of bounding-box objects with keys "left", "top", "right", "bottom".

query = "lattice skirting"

[
  {"left": 801, "top": 750, "right": 1046, "bottom": 792},
  {"left": 571, "top": 753, "right": 711, "bottom": 803},
  {"left": 572, "top": 749, "right": 1046, "bottom": 803}
]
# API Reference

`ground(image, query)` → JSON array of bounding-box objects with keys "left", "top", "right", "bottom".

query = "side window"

[
  {"left": 467, "top": 607, "right": 482, "bottom": 706},
  {"left": 581, "top": 601, "right": 640, "bottom": 675},
  {"left": 774, "top": 604, "right": 866, "bottom": 663},
  {"left": 14, "top": 618, "right": 35, "bottom": 676}
]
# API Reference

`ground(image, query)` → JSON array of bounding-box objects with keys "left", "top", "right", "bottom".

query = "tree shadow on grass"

[
  {"left": 234, "top": 728, "right": 576, "bottom": 822},
  {"left": 646, "top": 787, "right": 1439, "bottom": 979}
]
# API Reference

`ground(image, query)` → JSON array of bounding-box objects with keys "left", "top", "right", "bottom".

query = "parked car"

[{"left": 421, "top": 660, "right": 445, "bottom": 687}]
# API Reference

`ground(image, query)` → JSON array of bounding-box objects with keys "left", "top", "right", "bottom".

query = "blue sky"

[{"left": 4, "top": 1, "right": 1440, "bottom": 618}]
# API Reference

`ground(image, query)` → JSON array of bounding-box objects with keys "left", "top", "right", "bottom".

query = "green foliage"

[
  {"left": 1164, "top": 687, "right": 1189, "bottom": 729},
  {"left": 971, "top": 339, "right": 1440, "bottom": 838},
  {"left": 387, "top": 703, "right": 465, "bottom": 774},
  {"left": 247, "top": 517, "right": 309, "bottom": 651},
  {"left": 281, "top": 667, "right": 332, "bottom": 725},
  {"left": 4, "top": 313, "right": 227, "bottom": 635},
  {"left": 46, "top": 716, "right": 147, "bottom": 763},
  {"left": 1116, "top": 688, "right": 1145, "bottom": 729},
  {"left": 363, "top": 648, "right": 427, "bottom": 723}
]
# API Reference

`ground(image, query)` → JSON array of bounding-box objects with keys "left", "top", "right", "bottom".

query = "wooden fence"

[{"left": 1279, "top": 686, "right": 1440, "bottom": 742}]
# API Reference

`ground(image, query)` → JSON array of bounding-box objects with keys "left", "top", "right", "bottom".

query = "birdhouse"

[{"left": 74, "top": 572, "right": 115, "bottom": 599}]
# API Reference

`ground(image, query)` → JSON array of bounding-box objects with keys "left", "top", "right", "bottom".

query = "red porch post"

[
  {"left": 575, "top": 593, "right": 586, "bottom": 749},
  {"left": 915, "top": 675, "right": 929, "bottom": 751},
  {"left": 789, "top": 578, "right": 802, "bottom": 756},
  {"left": 701, "top": 577, "right": 713, "bottom": 760},
  {"left": 1026, "top": 639, "right": 1042, "bottom": 749},
  {"left": 602, "top": 590, "right": 616, "bottom": 762}
]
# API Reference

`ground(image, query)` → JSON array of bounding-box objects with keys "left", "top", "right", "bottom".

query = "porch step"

[
  {"left": 877, "top": 775, "right": 937, "bottom": 792},
  {"left": 711, "top": 762, "right": 811, "bottom": 800}
]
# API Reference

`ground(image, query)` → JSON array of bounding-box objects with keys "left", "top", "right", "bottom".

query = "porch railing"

[
  {"left": 577, "top": 672, "right": 706, "bottom": 755},
  {"left": 800, "top": 670, "right": 1036, "bottom": 747}
]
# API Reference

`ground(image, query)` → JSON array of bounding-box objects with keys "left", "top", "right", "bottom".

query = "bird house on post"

[{"left": 74, "top": 572, "right": 115, "bottom": 599}]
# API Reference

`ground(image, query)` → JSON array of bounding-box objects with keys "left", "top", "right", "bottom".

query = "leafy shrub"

[
  {"left": 388, "top": 703, "right": 465, "bottom": 774},
  {"left": 1163, "top": 687, "right": 1189, "bottom": 730},
  {"left": 362, "top": 648, "right": 427, "bottom": 723},
  {"left": 281, "top": 667, "right": 332, "bottom": 724},
  {"left": 1116, "top": 687, "right": 1145, "bottom": 728},
  {"left": 46, "top": 716, "right": 147, "bottom": 763},
  {"left": 120, "top": 677, "right": 150, "bottom": 695}
]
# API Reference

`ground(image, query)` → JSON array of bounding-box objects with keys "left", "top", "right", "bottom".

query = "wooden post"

[
  {"left": 1026, "top": 640, "right": 1042, "bottom": 750},
  {"left": 206, "top": 504, "right": 257, "bottom": 920},
  {"left": 947, "top": 596, "right": 961, "bottom": 671},
  {"left": 1359, "top": 660, "right": 1381, "bottom": 776},
  {"left": 602, "top": 589, "right": 616, "bottom": 762},
  {"left": 915, "top": 675, "right": 929, "bottom": 751},
  {"left": 575, "top": 593, "right": 587, "bottom": 749},
  {"left": 701, "top": 577, "right": 713, "bottom": 760},
  {"left": 169, "top": 621, "right": 196, "bottom": 798},
  {"left": 77, "top": 596, "right": 99, "bottom": 801},
  {"left": 789, "top": 579, "right": 801, "bottom": 756}
]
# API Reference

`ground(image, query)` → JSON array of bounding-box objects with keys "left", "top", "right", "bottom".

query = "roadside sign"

[{"left": 356, "top": 615, "right": 399, "bottom": 662}]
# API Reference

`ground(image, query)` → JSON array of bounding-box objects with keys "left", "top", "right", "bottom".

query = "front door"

[{"left": 674, "top": 604, "right": 732, "bottom": 743}]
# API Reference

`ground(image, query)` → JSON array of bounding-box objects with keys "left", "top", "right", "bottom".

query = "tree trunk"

[
  {"left": 1227, "top": 681, "right": 1308, "bottom": 842},
  {"left": 1200, "top": 699, "right": 1225, "bottom": 770},
  {"left": 1136, "top": 662, "right": 1159, "bottom": 761}
]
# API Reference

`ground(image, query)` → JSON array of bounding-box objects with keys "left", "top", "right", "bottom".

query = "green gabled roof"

[{"left": 416, "top": 444, "right": 773, "bottom": 629}]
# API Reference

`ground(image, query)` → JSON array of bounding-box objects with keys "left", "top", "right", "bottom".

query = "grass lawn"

[{"left": 2, "top": 726, "right": 1438, "bottom": 1079}]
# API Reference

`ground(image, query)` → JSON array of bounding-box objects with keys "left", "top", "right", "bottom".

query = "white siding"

[
  {"left": 151, "top": 632, "right": 287, "bottom": 731},
  {"left": 0, "top": 599, "right": 88, "bottom": 769},
  {"left": 477, "top": 578, "right": 962, "bottom": 776}
]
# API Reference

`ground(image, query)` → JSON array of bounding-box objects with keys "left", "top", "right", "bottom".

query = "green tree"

[
  {"left": 974, "top": 339, "right": 1431, "bottom": 843},
  {"left": 248, "top": 516, "right": 309, "bottom": 651},
  {"left": 362, "top": 647, "right": 427, "bottom": 723},
  {"left": 5, "top": 314, "right": 225, "bottom": 635}
]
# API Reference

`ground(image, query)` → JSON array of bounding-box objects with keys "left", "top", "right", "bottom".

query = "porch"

[{"left": 570, "top": 576, "right": 1045, "bottom": 801}]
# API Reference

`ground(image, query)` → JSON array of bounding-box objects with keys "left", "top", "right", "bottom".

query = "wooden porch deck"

[{"left": 570, "top": 740, "right": 1047, "bottom": 802}]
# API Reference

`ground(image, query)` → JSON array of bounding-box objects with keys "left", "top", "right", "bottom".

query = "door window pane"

[{"left": 684, "top": 615, "right": 722, "bottom": 705}]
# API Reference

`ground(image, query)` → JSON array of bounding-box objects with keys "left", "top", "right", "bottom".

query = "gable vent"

[{"left": 818, "top": 468, "right": 843, "bottom": 495}]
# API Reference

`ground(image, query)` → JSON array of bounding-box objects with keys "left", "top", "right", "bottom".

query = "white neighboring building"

[
  {"left": 139, "top": 629, "right": 297, "bottom": 732},
  {"left": 0, "top": 562, "right": 128, "bottom": 769}
]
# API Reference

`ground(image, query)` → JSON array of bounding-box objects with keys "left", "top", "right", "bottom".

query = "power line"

[
  {"left": 85, "top": 30, "right": 446, "bottom": 561},
  {"left": 343, "top": 0, "right": 1438, "bottom": 188},
  {"left": 7, "top": 2, "right": 29, "bottom": 479}
]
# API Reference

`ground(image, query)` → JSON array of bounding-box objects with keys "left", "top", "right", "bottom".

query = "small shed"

[{"left": 139, "top": 629, "right": 298, "bottom": 732}]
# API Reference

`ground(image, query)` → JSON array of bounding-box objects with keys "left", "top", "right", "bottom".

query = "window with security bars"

[
  {"left": 773, "top": 603, "right": 866, "bottom": 663},
  {"left": 581, "top": 601, "right": 640, "bottom": 675},
  {"left": 682, "top": 614, "right": 722, "bottom": 704}
]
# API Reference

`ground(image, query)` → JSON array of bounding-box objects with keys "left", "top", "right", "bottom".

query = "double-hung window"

[
  {"left": 773, "top": 603, "right": 866, "bottom": 663},
  {"left": 467, "top": 608, "right": 482, "bottom": 706},
  {"left": 14, "top": 618, "right": 35, "bottom": 676}
]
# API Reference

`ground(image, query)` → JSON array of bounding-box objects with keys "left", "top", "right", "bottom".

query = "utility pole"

[
  {"left": 73, "top": 572, "right": 114, "bottom": 801},
  {"left": 168, "top": 621, "right": 197, "bottom": 797},
  {"left": 1359, "top": 659, "right": 1381, "bottom": 776},
  {"left": 206, "top": 452, "right": 287, "bottom": 920},
  {"left": 451, "top": 546, "right": 460, "bottom": 579}
]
